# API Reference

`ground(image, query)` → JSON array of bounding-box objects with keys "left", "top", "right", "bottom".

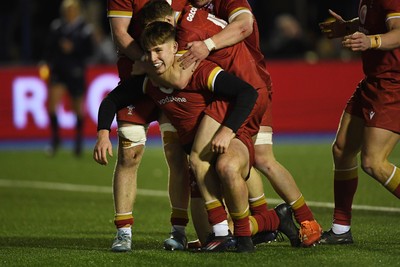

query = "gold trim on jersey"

[
  {"left": 229, "top": 8, "right": 252, "bottom": 23},
  {"left": 107, "top": 10, "right": 133, "bottom": 18},
  {"left": 387, "top": 12, "right": 400, "bottom": 20},
  {"left": 207, "top": 67, "right": 223, "bottom": 92}
]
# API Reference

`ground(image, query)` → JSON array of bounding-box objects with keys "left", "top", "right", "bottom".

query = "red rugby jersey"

[
  {"left": 177, "top": 6, "right": 266, "bottom": 90},
  {"left": 358, "top": 0, "right": 400, "bottom": 81},
  {"left": 200, "top": 0, "right": 272, "bottom": 89}
]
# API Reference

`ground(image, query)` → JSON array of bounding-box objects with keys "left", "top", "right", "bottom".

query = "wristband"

[
  {"left": 140, "top": 54, "right": 147, "bottom": 62},
  {"left": 369, "top": 35, "right": 382, "bottom": 49},
  {"left": 203, "top": 38, "right": 216, "bottom": 51}
]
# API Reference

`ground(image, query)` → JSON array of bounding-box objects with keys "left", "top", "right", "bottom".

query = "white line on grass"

[{"left": 1, "top": 179, "right": 399, "bottom": 213}]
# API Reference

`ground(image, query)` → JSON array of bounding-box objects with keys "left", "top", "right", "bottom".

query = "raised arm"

[
  {"left": 109, "top": 17, "right": 144, "bottom": 61},
  {"left": 319, "top": 9, "right": 359, "bottom": 39},
  {"left": 179, "top": 11, "right": 253, "bottom": 68}
]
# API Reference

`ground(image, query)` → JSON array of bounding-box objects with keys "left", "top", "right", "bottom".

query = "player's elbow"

[{"left": 237, "top": 15, "right": 254, "bottom": 38}]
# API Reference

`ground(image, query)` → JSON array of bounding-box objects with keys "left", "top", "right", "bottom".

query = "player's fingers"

[
  {"left": 93, "top": 149, "right": 98, "bottom": 162},
  {"left": 185, "top": 42, "right": 193, "bottom": 49},
  {"left": 99, "top": 147, "right": 108, "bottom": 165},
  {"left": 182, "top": 57, "right": 196, "bottom": 69},
  {"left": 211, "top": 142, "right": 221, "bottom": 154},
  {"left": 178, "top": 53, "right": 187, "bottom": 62},
  {"left": 93, "top": 150, "right": 105, "bottom": 165},
  {"left": 328, "top": 9, "right": 344, "bottom": 22},
  {"left": 211, "top": 144, "right": 216, "bottom": 153},
  {"left": 320, "top": 27, "right": 333, "bottom": 33},
  {"left": 178, "top": 49, "right": 192, "bottom": 62}
]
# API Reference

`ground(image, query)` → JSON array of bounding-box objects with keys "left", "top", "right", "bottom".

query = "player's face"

[
  {"left": 190, "top": 0, "right": 212, "bottom": 8},
  {"left": 146, "top": 40, "right": 177, "bottom": 75}
]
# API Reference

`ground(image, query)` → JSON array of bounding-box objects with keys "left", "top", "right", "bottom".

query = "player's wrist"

[
  {"left": 369, "top": 35, "right": 382, "bottom": 49},
  {"left": 203, "top": 38, "right": 216, "bottom": 52}
]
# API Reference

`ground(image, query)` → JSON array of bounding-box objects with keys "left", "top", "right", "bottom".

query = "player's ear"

[
  {"left": 165, "top": 15, "right": 174, "bottom": 26},
  {"left": 173, "top": 41, "right": 178, "bottom": 53}
]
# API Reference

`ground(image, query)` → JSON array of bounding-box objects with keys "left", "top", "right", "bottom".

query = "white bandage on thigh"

[
  {"left": 117, "top": 125, "right": 148, "bottom": 148},
  {"left": 159, "top": 123, "right": 179, "bottom": 146},
  {"left": 254, "top": 131, "right": 273, "bottom": 145}
]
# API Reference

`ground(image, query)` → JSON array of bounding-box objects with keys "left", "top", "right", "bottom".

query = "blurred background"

[
  {"left": 0, "top": 0, "right": 364, "bottom": 148},
  {"left": 1, "top": 0, "right": 360, "bottom": 64}
]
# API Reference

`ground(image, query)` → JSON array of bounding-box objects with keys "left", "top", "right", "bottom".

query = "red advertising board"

[
  {"left": 0, "top": 61, "right": 363, "bottom": 141},
  {"left": 268, "top": 60, "right": 363, "bottom": 132}
]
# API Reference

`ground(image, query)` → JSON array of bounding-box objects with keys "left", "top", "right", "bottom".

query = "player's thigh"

[
  {"left": 362, "top": 127, "right": 400, "bottom": 163},
  {"left": 334, "top": 112, "right": 364, "bottom": 156},
  {"left": 191, "top": 115, "right": 220, "bottom": 161}
]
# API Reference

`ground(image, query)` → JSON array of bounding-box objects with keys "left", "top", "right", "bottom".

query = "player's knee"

[
  {"left": 189, "top": 149, "right": 202, "bottom": 171},
  {"left": 215, "top": 157, "right": 240, "bottom": 183},
  {"left": 117, "top": 125, "right": 148, "bottom": 149},
  {"left": 360, "top": 152, "right": 381, "bottom": 177},
  {"left": 117, "top": 145, "right": 144, "bottom": 168},
  {"left": 116, "top": 125, "right": 147, "bottom": 167},
  {"left": 254, "top": 153, "right": 273, "bottom": 172},
  {"left": 332, "top": 141, "right": 345, "bottom": 160}
]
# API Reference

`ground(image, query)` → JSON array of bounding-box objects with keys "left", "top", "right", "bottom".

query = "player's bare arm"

[
  {"left": 207, "top": 12, "right": 253, "bottom": 50},
  {"left": 343, "top": 18, "right": 400, "bottom": 51},
  {"left": 109, "top": 17, "right": 144, "bottom": 61},
  {"left": 319, "top": 9, "right": 359, "bottom": 39},
  {"left": 179, "top": 11, "right": 253, "bottom": 69},
  {"left": 379, "top": 18, "right": 400, "bottom": 50}
]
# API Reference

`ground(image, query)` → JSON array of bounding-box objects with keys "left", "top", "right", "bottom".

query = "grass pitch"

[{"left": 0, "top": 139, "right": 399, "bottom": 266}]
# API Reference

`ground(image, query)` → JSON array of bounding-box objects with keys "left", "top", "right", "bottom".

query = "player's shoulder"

[{"left": 179, "top": 5, "right": 209, "bottom": 25}]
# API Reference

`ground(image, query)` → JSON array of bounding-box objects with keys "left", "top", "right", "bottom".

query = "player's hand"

[
  {"left": 211, "top": 126, "right": 235, "bottom": 154},
  {"left": 319, "top": 9, "right": 357, "bottom": 39},
  {"left": 178, "top": 41, "right": 209, "bottom": 69},
  {"left": 93, "top": 130, "right": 113, "bottom": 165},
  {"left": 342, "top": 32, "right": 370, "bottom": 51}
]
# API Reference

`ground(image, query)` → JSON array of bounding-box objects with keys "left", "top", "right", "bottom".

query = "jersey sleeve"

[
  {"left": 176, "top": 6, "right": 227, "bottom": 49},
  {"left": 384, "top": 0, "right": 400, "bottom": 20},
  {"left": 215, "top": 0, "right": 252, "bottom": 23},
  {"left": 186, "top": 60, "right": 223, "bottom": 93},
  {"left": 107, "top": 0, "right": 133, "bottom": 18}
]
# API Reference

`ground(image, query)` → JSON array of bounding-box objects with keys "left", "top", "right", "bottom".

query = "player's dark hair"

[
  {"left": 140, "top": 21, "right": 176, "bottom": 51},
  {"left": 139, "top": 0, "right": 174, "bottom": 28}
]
